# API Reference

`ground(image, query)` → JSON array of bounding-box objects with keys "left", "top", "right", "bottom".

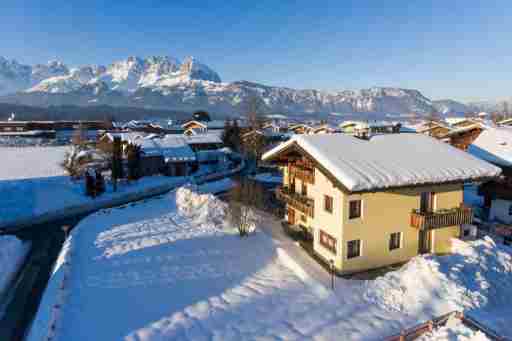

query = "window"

[
  {"left": 324, "top": 195, "right": 333, "bottom": 213},
  {"left": 301, "top": 183, "right": 308, "bottom": 196},
  {"left": 505, "top": 236, "right": 512, "bottom": 246},
  {"left": 347, "top": 239, "right": 361, "bottom": 259},
  {"left": 349, "top": 200, "right": 362, "bottom": 219},
  {"left": 319, "top": 230, "right": 336, "bottom": 254},
  {"left": 389, "top": 232, "right": 402, "bottom": 251}
]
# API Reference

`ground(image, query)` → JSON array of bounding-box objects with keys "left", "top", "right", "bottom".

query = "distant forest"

[{"left": 0, "top": 103, "right": 194, "bottom": 122}]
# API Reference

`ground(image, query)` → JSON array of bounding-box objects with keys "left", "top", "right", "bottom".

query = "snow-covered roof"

[
  {"left": 158, "top": 135, "right": 196, "bottom": 162},
  {"left": 263, "top": 133, "right": 501, "bottom": 192},
  {"left": 498, "top": 117, "right": 512, "bottom": 126},
  {"left": 440, "top": 123, "right": 483, "bottom": 138},
  {"left": 181, "top": 120, "right": 234, "bottom": 130},
  {"left": 444, "top": 117, "right": 469, "bottom": 126},
  {"left": 468, "top": 128, "right": 512, "bottom": 167},
  {"left": 132, "top": 135, "right": 196, "bottom": 162},
  {"left": 184, "top": 132, "right": 222, "bottom": 145},
  {"left": 104, "top": 132, "right": 146, "bottom": 143}
]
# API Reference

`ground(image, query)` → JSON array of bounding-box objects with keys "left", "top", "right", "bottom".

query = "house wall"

[
  {"left": 309, "top": 169, "right": 345, "bottom": 267},
  {"left": 490, "top": 198, "right": 512, "bottom": 224},
  {"left": 337, "top": 183, "right": 463, "bottom": 273},
  {"left": 279, "top": 159, "right": 464, "bottom": 273}
]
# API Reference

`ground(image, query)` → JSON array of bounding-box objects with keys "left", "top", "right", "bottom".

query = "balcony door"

[
  {"left": 418, "top": 230, "right": 432, "bottom": 254},
  {"left": 420, "top": 192, "right": 435, "bottom": 213}
]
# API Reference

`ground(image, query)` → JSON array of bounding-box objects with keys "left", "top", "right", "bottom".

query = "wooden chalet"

[{"left": 440, "top": 124, "right": 484, "bottom": 151}]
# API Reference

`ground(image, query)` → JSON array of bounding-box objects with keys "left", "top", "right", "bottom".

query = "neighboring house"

[
  {"left": 448, "top": 118, "right": 479, "bottom": 128},
  {"left": 263, "top": 134, "right": 500, "bottom": 274},
  {"left": 185, "top": 132, "right": 223, "bottom": 151},
  {"left": 131, "top": 135, "right": 197, "bottom": 177},
  {"left": 498, "top": 118, "right": 512, "bottom": 127},
  {"left": 288, "top": 123, "right": 312, "bottom": 135},
  {"left": 339, "top": 120, "right": 401, "bottom": 138},
  {"left": 439, "top": 123, "right": 484, "bottom": 151},
  {"left": 469, "top": 128, "right": 512, "bottom": 224},
  {"left": 96, "top": 132, "right": 146, "bottom": 154},
  {"left": 154, "top": 135, "right": 197, "bottom": 176},
  {"left": 0, "top": 120, "right": 113, "bottom": 142},
  {"left": 417, "top": 121, "right": 452, "bottom": 139}
]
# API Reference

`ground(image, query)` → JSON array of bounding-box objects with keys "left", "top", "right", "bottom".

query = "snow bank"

[
  {"left": 416, "top": 315, "right": 490, "bottom": 341},
  {"left": 175, "top": 186, "right": 228, "bottom": 230},
  {"left": 0, "top": 235, "right": 30, "bottom": 295},
  {"left": 365, "top": 237, "right": 512, "bottom": 333}
]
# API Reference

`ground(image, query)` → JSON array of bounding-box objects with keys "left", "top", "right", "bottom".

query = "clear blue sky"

[{"left": 2, "top": 0, "right": 511, "bottom": 102}]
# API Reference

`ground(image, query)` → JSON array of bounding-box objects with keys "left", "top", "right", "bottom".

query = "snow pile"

[
  {"left": 0, "top": 235, "right": 30, "bottom": 295},
  {"left": 175, "top": 186, "right": 227, "bottom": 230},
  {"left": 365, "top": 237, "right": 512, "bottom": 330},
  {"left": 416, "top": 315, "right": 490, "bottom": 341}
]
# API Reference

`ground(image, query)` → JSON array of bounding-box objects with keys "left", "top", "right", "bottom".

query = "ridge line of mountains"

[{"left": 0, "top": 55, "right": 502, "bottom": 117}]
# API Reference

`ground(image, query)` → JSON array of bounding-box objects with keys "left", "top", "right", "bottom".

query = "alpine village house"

[{"left": 263, "top": 133, "right": 501, "bottom": 274}]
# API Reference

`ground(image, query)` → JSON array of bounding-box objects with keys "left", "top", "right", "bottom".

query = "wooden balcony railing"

[
  {"left": 276, "top": 186, "right": 315, "bottom": 218},
  {"left": 410, "top": 205, "right": 473, "bottom": 230},
  {"left": 289, "top": 165, "right": 315, "bottom": 184}
]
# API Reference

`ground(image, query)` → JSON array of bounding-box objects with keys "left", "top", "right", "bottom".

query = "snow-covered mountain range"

[{"left": 0, "top": 55, "right": 470, "bottom": 115}]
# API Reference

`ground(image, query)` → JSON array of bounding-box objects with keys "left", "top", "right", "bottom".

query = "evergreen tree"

[
  {"left": 85, "top": 171, "right": 96, "bottom": 197},
  {"left": 126, "top": 143, "right": 142, "bottom": 180},
  {"left": 95, "top": 169, "right": 106, "bottom": 195},
  {"left": 111, "top": 136, "right": 123, "bottom": 191}
]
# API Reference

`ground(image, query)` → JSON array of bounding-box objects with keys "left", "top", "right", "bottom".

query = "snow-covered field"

[
  {"left": 1, "top": 146, "right": 68, "bottom": 180},
  {"left": 27, "top": 185, "right": 512, "bottom": 341},
  {"left": 0, "top": 146, "right": 193, "bottom": 228},
  {"left": 0, "top": 235, "right": 30, "bottom": 296}
]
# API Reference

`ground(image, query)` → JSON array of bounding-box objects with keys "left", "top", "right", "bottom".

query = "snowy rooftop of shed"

[
  {"left": 184, "top": 132, "right": 222, "bottom": 145},
  {"left": 468, "top": 128, "right": 512, "bottom": 167},
  {"left": 263, "top": 133, "right": 501, "bottom": 192}
]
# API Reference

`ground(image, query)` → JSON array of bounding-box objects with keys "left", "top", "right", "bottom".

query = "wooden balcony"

[
  {"left": 410, "top": 205, "right": 473, "bottom": 230},
  {"left": 276, "top": 186, "right": 315, "bottom": 217},
  {"left": 289, "top": 164, "right": 315, "bottom": 184}
]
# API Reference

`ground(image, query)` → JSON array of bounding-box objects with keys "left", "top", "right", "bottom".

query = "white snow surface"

[
  {"left": 1, "top": 146, "right": 68, "bottom": 180},
  {"left": 468, "top": 127, "right": 512, "bottom": 167},
  {"left": 0, "top": 235, "right": 30, "bottom": 296},
  {"left": 27, "top": 185, "right": 512, "bottom": 341},
  {"left": 263, "top": 133, "right": 501, "bottom": 192}
]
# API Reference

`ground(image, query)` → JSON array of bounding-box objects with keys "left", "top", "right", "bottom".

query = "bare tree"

[
  {"left": 72, "top": 121, "right": 87, "bottom": 146},
  {"left": 227, "top": 180, "right": 265, "bottom": 237},
  {"left": 242, "top": 95, "right": 268, "bottom": 166},
  {"left": 245, "top": 95, "right": 265, "bottom": 131}
]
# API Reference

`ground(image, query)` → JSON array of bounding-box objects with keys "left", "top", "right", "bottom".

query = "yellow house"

[{"left": 262, "top": 133, "right": 501, "bottom": 274}]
